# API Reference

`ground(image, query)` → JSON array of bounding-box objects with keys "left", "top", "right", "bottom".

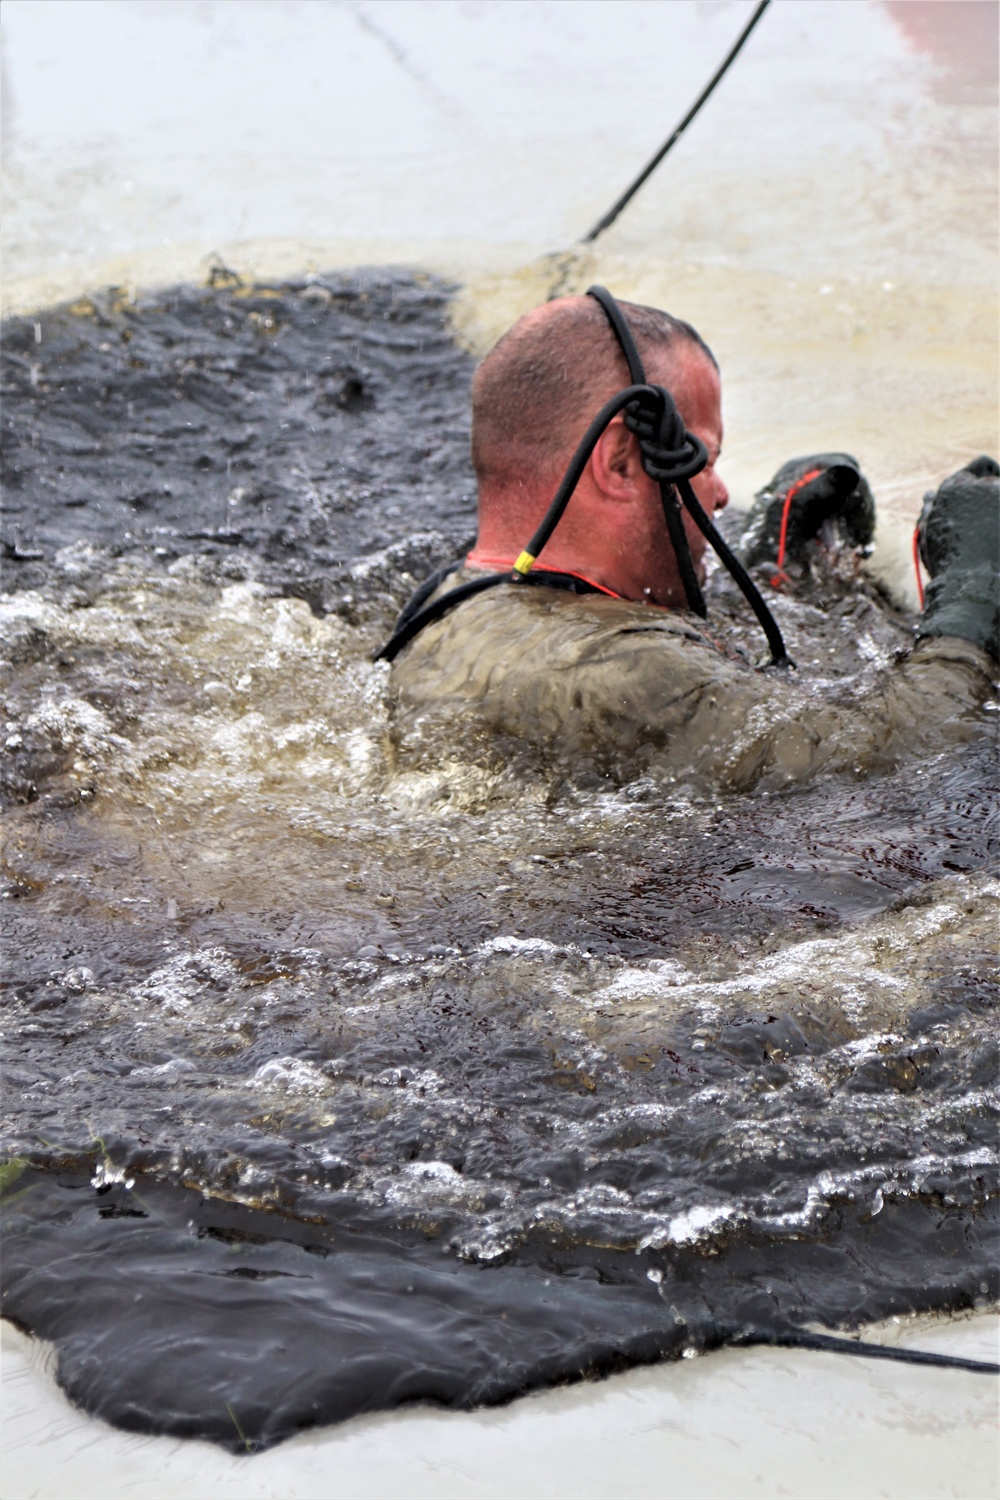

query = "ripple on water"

[{"left": 1, "top": 278, "right": 997, "bottom": 1449}]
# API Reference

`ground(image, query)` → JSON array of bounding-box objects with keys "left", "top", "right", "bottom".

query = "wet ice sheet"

[
  {"left": 3, "top": 0, "right": 996, "bottom": 288},
  {"left": 2, "top": 0, "right": 997, "bottom": 575},
  {"left": 2, "top": 1314, "right": 998, "bottom": 1500}
]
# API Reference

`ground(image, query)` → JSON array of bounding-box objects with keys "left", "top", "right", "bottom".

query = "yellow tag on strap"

[{"left": 513, "top": 551, "right": 536, "bottom": 576}]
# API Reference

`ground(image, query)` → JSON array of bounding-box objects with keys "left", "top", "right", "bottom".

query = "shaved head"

[
  {"left": 471, "top": 295, "right": 716, "bottom": 491},
  {"left": 466, "top": 293, "right": 728, "bottom": 607}
]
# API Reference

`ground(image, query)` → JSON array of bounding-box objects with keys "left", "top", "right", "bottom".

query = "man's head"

[{"left": 467, "top": 295, "right": 728, "bottom": 608}]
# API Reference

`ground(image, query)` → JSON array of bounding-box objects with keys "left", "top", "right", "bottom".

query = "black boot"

[
  {"left": 917, "top": 457, "right": 999, "bottom": 661},
  {"left": 739, "top": 454, "right": 875, "bottom": 579}
]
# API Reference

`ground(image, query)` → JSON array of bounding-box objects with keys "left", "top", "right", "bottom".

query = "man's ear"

[{"left": 592, "top": 417, "right": 643, "bottom": 497}]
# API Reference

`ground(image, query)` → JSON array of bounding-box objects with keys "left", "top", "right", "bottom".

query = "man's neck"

[{"left": 465, "top": 545, "right": 515, "bottom": 571}]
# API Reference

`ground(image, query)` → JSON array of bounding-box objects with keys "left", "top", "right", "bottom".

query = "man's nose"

[{"left": 711, "top": 471, "right": 729, "bottom": 512}]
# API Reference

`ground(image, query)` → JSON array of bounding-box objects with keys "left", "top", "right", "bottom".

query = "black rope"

[
  {"left": 584, "top": 0, "right": 772, "bottom": 243},
  {"left": 586, "top": 285, "right": 646, "bottom": 383},
  {"left": 375, "top": 573, "right": 509, "bottom": 662},
  {"left": 676, "top": 475, "right": 791, "bottom": 666},
  {"left": 727, "top": 1326, "right": 1000, "bottom": 1375},
  {"left": 376, "top": 385, "right": 663, "bottom": 662},
  {"left": 377, "top": 381, "right": 700, "bottom": 662},
  {"left": 387, "top": 559, "right": 462, "bottom": 635},
  {"left": 518, "top": 384, "right": 665, "bottom": 564},
  {"left": 375, "top": 569, "right": 618, "bottom": 663},
  {"left": 378, "top": 289, "right": 790, "bottom": 665},
  {"left": 587, "top": 287, "right": 790, "bottom": 663},
  {"left": 661, "top": 485, "right": 707, "bottom": 616},
  {"left": 620, "top": 369, "right": 708, "bottom": 616},
  {"left": 587, "top": 287, "right": 707, "bottom": 616}
]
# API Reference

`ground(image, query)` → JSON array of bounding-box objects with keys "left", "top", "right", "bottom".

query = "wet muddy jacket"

[{"left": 389, "top": 571, "right": 995, "bottom": 791}]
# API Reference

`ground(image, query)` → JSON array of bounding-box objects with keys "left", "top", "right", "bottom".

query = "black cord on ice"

[
  {"left": 583, "top": 0, "right": 772, "bottom": 243},
  {"left": 728, "top": 1326, "right": 1000, "bottom": 1375}
]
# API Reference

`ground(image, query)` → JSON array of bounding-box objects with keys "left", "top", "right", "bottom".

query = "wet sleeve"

[
  {"left": 391, "top": 591, "right": 993, "bottom": 791},
  {"left": 564, "top": 628, "right": 995, "bottom": 791}
]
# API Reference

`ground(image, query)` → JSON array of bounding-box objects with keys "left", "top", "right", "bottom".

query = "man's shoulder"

[
  {"left": 388, "top": 564, "right": 760, "bottom": 764},
  {"left": 391, "top": 566, "right": 719, "bottom": 703}
]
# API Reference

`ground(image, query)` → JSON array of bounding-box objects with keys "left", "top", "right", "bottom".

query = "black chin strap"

[{"left": 586, "top": 285, "right": 790, "bottom": 667}]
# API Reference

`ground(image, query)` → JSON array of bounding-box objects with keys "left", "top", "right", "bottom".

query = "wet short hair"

[{"left": 471, "top": 296, "right": 716, "bottom": 490}]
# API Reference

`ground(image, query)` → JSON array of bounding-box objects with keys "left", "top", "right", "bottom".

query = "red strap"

[
  {"left": 466, "top": 553, "right": 624, "bottom": 599},
  {"left": 913, "top": 524, "right": 925, "bottom": 610},
  {"left": 770, "top": 467, "right": 824, "bottom": 588}
]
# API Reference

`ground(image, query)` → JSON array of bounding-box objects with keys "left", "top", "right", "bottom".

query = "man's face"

[{"left": 647, "top": 345, "right": 729, "bottom": 583}]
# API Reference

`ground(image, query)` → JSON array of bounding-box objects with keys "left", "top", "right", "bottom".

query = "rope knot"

[{"left": 625, "top": 388, "right": 708, "bottom": 484}]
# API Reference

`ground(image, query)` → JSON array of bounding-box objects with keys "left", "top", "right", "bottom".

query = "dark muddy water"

[{"left": 1, "top": 275, "right": 997, "bottom": 1451}]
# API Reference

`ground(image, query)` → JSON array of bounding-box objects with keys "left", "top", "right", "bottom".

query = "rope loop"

[{"left": 624, "top": 389, "right": 708, "bottom": 484}]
